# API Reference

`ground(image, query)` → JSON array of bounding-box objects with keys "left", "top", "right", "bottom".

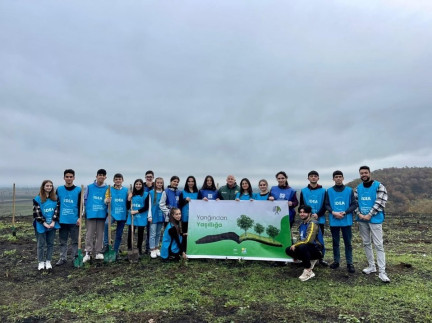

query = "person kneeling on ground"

[
  {"left": 160, "top": 208, "right": 187, "bottom": 261},
  {"left": 286, "top": 205, "right": 324, "bottom": 281}
]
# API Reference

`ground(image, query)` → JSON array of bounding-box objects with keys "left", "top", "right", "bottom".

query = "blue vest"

[
  {"left": 151, "top": 190, "right": 165, "bottom": 223},
  {"left": 85, "top": 183, "right": 108, "bottom": 219},
  {"left": 165, "top": 188, "right": 181, "bottom": 208},
  {"left": 301, "top": 187, "right": 326, "bottom": 225},
  {"left": 126, "top": 192, "right": 149, "bottom": 227},
  {"left": 235, "top": 192, "right": 253, "bottom": 200},
  {"left": 181, "top": 191, "right": 198, "bottom": 222},
  {"left": 356, "top": 181, "right": 384, "bottom": 224},
  {"left": 327, "top": 186, "right": 353, "bottom": 227},
  {"left": 200, "top": 189, "right": 218, "bottom": 200},
  {"left": 34, "top": 196, "right": 60, "bottom": 233},
  {"left": 299, "top": 219, "right": 324, "bottom": 249},
  {"left": 254, "top": 192, "right": 269, "bottom": 200},
  {"left": 57, "top": 186, "right": 81, "bottom": 224},
  {"left": 110, "top": 187, "right": 128, "bottom": 221},
  {"left": 160, "top": 223, "right": 182, "bottom": 259},
  {"left": 269, "top": 186, "right": 296, "bottom": 221}
]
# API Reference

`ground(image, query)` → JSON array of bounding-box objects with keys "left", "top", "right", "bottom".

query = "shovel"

[
  {"left": 104, "top": 185, "right": 117, "bottom": 263},
  {"left": 11, "top": 183, "right": 16, "bottom": 237},
  {"left": 128, "top": 185, "right": 139, "bottom": 263},
  {"left": 74, "top": 185, "right": 85, "bottom": 268}
]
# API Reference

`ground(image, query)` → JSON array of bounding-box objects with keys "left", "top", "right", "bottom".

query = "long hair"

[
  {"left": 184, "top": 175, "right": 198, "bottom": 193},
  {"left": 275, "top": 171, "right": 289, "bottom": 188},
  {"left": 39, "top": 180, "right": 57, "bottom": 203},
  {"left": 153, "top": 177, "right": 165, "bottom": 205},
  {"left": 169, "top": 207, "right": 182, "bottom": 236},
  {"left": 132, "top": 178, "right": 144, "bottom": 196},
  {"left": 201, "top": 175, "right": 216, "bottom": 191},
  {"left": 239, "top": 178, "right": 253, "bottom": 197}
]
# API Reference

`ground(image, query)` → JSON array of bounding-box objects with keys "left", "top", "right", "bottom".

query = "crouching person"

[
  {"left": 286, "top": 205, "right": 324, "bottom": 281},
  {"left": 160, "top": 208, "right": 187, "bottom": 261}
]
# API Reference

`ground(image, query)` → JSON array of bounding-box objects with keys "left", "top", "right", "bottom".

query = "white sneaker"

[
  {"left": 310, "top": 259, "right": 317, "bottom": 270},
  {"left": 45, "top": 261, "right": 52, "bottom": 270},
  {"left": 379, "top": 272, "right": 390, "bottom": 283},
  {"left": 299, "top": 269, "right": 315, "bottom": 281},
  {"left": 362, "top": 266, "right": 377, "bottom": 275},
  {"left": 83, "top": 254, "right": 91, "bottom": 263},
  {"left": 95, "top": 253, "right": 104, "bottom": 260},
  {"left": 38, "top": 262, "right": 45, "bottom": 270},
  {"left": 156, "top": 249, "right": 161, "bottom": 257},
  {"left": 150, "top": 250, "right": 157, "bottom": 259}
]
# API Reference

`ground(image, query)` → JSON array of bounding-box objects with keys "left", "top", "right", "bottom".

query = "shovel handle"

[
  {"left": 78, "top": 185, "right": 84, "bottom": 250},
  {"left": 107, "top": 185, "right": 112, "bottom": 245}
]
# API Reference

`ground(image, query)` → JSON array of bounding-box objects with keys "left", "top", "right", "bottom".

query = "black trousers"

[{"left": 286, "top": 243, "right": 323, "bottom": 268}]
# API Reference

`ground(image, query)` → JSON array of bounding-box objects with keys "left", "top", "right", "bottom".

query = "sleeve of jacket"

[
  {"left": 159, "top": 191, "right": 169, "bottom": 216},
  {"left": 293, "top": 221, "right": 319, "bottom": 248}
]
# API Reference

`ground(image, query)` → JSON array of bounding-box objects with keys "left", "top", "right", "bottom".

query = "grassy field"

[{"left": 0, "top": 201, "right": 431, "bottom": 322}]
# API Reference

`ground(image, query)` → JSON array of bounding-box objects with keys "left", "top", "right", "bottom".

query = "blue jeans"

[
  {"left": 104, "top": 218, "right": 126, "bottom": 253},
  {"left": 149, "top": 222, "right": 163, "bottom": 249},
  {"left": 330, "top": 226, "right": 353, "bottom": 265},
  {"left": 37, "top": 229, "right": 56, "bottom": 262}
]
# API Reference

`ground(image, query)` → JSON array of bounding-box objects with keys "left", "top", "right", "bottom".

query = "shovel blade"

[
  {"left": 74, "top": 250, "right": 84, "bottom": 268},
  {"left": 104, "top": 246, "right": 117, "bottom": 263}
]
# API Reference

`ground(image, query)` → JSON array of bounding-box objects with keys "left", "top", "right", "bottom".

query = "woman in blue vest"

[
  {"left": 198, "top": 175, "right": 219, "bottom": 200},
  {"left": 235, "top": 178, "right": 255, "bottom": 201},
  {"left": 33, "top": 180, "right": 60, "bottom": 271},
  {"left": 179, "top": 175, "right": 198, "bottom": 251},
  {"left": 269, "top": 171, "right": 298, "bottom": 227},
  {"left": 149, "top": 177, "right": 165, "bottom": 259},
  {"left": 254, "top": 179, "right": 270, "bottom": 200},
  {"left": 179, "top": 176, "right": 199, "bottom": 233},
  {"left": 160, "top": 208, "right": 187, "bottom": 261},
  {"left": 127, "top": 179, "right": 152, "bottom": 255}
]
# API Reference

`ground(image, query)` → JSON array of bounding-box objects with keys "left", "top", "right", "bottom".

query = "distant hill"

[{"left": 346, "top": 167, "right": 432, "bottom": 215}]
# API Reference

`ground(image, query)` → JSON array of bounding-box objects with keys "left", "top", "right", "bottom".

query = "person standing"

[
  {"left": 160, "top": 176, "right": 181, "bottom": 225},
  {"left": 325, "top": 170, "right": 357, "bottom": 273},
  {"left": 103, "top": 173, "right": 128, "bottom": 259},
  {"left": 83, "top": 169, "right": 108, "bottom": 262},
  {"left": 217, "top": 174, "right": 240, "bottom": 200},
  {"left": 285, "top": 205, "right": 324, "bottom": 281},
  {"left": 254, "top": 179, "right": 270, "bottom": 200},
  {"left": 269, "top": 171, "right": 298, "bottom": 228},
  {"left": 198, "top": 175, "right": 219, "bottom": 200},
  {"left": 33, "top": 180, "right": 60, "bottom": 270},
  {"left": 56, "top": 169, "right": 81, "bottom": 266},
  {"left": 235, "top": 178, "right": 255, "bottom": 201},
  {"left": 143, "top": 170, "right": 155, "bottom": 253},
  {"left": 299, "top": 170, "right": 328, "bottom": 266},
  {"left": 127, "top": 179, "right": 152, "bottom": 255},
  {"left": 355, "top": 166, "right": 390, "bottom": 283}
]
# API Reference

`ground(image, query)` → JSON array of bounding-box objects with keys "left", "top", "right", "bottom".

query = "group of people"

[
  {"left": 287, "top": 167, "right": 389, "bottom": 283},
  {"left": 32, "top": 166, "right": 389, "bottom": 284}
]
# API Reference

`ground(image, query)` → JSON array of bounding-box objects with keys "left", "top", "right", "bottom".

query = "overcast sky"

[{"left": 1, "top": 0, "right": 431, "bottom": 189}]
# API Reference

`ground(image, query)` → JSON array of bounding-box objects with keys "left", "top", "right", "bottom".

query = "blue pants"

[
  {"left": 330, "top": 226, "right": 353, "bottom": 265},
  {"left": 37, "top": 229, "right": 56, "bottom": 262},
  {"left": 104, "top": 218, "right": 126, "bottom": 253}
]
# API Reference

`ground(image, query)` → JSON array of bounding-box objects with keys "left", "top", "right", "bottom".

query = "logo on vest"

[{"left": 361, "top": 197, "right": 372, "bottom": 201}]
